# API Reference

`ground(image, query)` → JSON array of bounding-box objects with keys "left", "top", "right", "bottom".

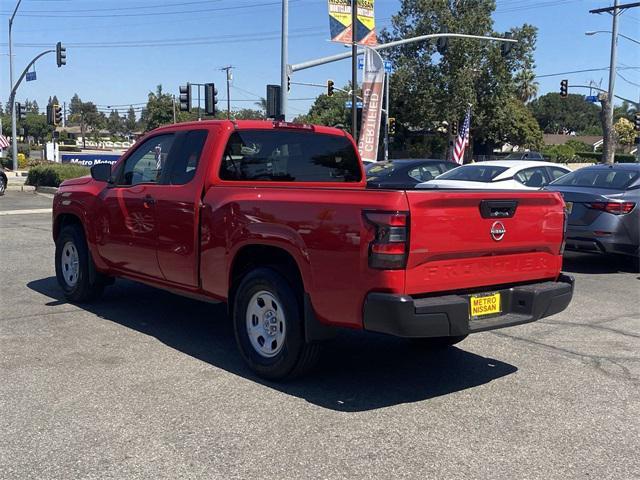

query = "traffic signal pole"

[
  {"left": 280, "top": 0, "right": 289, "bottom": 119},
  {"left": 8, "top": 0, "right": 23, "bottom": 171}
]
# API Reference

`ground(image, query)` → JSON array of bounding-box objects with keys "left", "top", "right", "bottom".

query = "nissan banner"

[{"left": 358, "top": 47, "right": 385, "bottom": 163}]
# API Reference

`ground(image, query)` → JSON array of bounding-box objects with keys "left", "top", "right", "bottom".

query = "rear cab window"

[{"left": 219, "top": 129, "right": 361, "bottom": 182}]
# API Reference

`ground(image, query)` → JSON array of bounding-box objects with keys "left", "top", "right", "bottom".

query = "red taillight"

[
  {"left": 586, "top": 202, "right": 635, "bottom": 215},
  {"left": 364, "top": 211, "right": 409, "bottom": 269}
]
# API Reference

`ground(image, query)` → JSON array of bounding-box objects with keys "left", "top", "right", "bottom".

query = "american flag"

[
  {"left": 452, "top": 107, "right": 471, "bottom": 165},
  {"left": 0, "top": 135, "right": 10, "bottom": 149}
]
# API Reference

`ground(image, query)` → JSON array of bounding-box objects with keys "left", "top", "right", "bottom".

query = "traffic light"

[
  {"left": 54, "top": 104, "right": 63, "bottom": 126},
  {"left": 266, "top": 84, "right": 282, "bottom": 119},
  {"left": 501, "top": 33, "right": 513, "bottom": 57},
  {"left": 15, "top": 102, "right": 26, "bottom": 121},
  {"left": 204, "top": 83, "right": 218, "bottom": 115},
  {"left": 56, "top": 42, "right": 66, "bottom": 67},
  {"left": 179, "top": 83, "right": 191, "bottom": 112},
  {"left": 388, "top": 117, "right": 396, "bottom": 136},
  {"left": 287, "top": 75, "right": 291, "bottom": 92},
  {"left": 451, "top": 121, "right": 458, "bottom": 136},
  {"left": 327, "top": 79, "right": 335, "bottom": 97},
  {"left": 560, "top": 79, "right": 568, "bottom": 98},
  {"left": 634, "top": 112, "right": 640, "bottom": 132},
  {"left": 46, "top": 104, "right": 54, "bottom": 125}
]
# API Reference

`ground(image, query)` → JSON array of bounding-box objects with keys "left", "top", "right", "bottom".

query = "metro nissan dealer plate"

[{"left": 469, "top": 292, "right": 501, "bottom": 319}]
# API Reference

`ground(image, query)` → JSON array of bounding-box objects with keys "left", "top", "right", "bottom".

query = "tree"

[
  {"left": 107, "top": 109, "right": 123, "bottom": 136},
  {"left": 125, "top": 106, "right": 138, "bottom": 135},
  {"left": 475, "top": 97, "right": 543, "bottom": 151},
  {"left": 143, "top": 85, "right": 175, "bottom": 131},
  {"left": 528, "top": 93, "right": 602, "bottom": 135},
  {"left": 232, "top": 109, "right": 265, "bottom": 120},
  {"left": 68, "top": 94, "right": 105, "bottom": 148},
  {"left": 22, "top": 113, "right": 51, "bottom": 144},
  {"left": 294, "top": 84, "right": 352, "bottom": 132},
  {"left": 514, "top": 69, "right": 538, "bottom": 103},
  {"left": 614, "top": 117, "right": 636, "bottom": 147},
  {"left": 380, "top": 0, "right": 541, "bottom": 156}
]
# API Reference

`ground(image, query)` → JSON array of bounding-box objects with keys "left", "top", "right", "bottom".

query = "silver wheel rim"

[
  {"left": 61, "top": 241, "right": 80, "bottom": 287},
  {"left": 0, "top": 179, "right": 5, "bottom": 193},
  {"left": 246, "top": 290, "right": 286, "bottom": 358}
]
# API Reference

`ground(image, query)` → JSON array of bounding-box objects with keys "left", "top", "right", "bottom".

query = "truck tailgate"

[{"left": 405, "top": 190, "right": 565, "bottom": 295}]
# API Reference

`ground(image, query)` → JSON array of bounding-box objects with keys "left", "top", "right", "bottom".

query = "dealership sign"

[{"left": 61, "top": 154, "right": 121, "bottom": 167}]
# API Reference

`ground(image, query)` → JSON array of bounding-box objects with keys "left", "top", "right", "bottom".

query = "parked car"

[
  {"left": 503, "top": 151, "right": 545, "bottom": 161},
  {"left": 52, "top": 120, "right": 574, "bottom": 379},
  {"left": 418, "top": 160, "right": 571, "bottom": 190},
  {"left": 0, "top": 170, "right": 7, "bottom": 196},
  {"left": 545, "top": 163, "right": 639, "bottom": 258},
  {"left": 366, "top": 159, "right": 458, "bottom": 188}
]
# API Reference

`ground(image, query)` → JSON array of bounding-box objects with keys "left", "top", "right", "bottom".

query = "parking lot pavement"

[{"left": 1, "top": 191, "right": 639, "bottom": 479}]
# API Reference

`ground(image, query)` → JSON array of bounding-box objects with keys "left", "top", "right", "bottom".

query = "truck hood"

[{"left": 60, "top": 175, "right": 92, "bottom": 187}]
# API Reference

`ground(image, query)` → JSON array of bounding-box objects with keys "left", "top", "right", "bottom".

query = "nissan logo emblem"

[{"left": 490, "top": 221, "right": 506, "bottom": 241}]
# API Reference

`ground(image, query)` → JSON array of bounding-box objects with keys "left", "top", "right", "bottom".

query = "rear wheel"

[
  {"left": 55, "top": 225, "right": 107, "bottom": 302},
  {"left": 410, "top": 334, "right": 468, "bottom": 349},
  {"left": 232, "top": 267, "right": 320, "bottom": 380}
]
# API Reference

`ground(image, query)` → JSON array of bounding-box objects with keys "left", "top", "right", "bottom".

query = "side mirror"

[{"left": 91, "top": 163, "right": 112, "bottom": 183}]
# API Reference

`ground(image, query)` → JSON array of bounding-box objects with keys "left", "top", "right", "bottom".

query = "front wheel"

[
  {"left": 55, "top": 225, "right": 107, "bottom": 303},
  {"left": 232, "top": 267, "right": 320, "bottom": 380},
  {"left": 0, "top": 175, "right": 6, "bottom": 196}
]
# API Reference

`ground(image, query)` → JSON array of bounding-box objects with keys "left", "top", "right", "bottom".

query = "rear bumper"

[{"left": 363, "top": 275, "right": 574, "bottom": 338}]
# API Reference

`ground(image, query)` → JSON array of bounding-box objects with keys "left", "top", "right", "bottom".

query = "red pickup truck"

[{"left": 52, "top": 120, "right": 574, "bottom": 379}]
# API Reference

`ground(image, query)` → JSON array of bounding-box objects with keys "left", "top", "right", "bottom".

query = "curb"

[
  {"left": 36, "top": 186, "right": 59, "bottom": 195},
  {"left": 6, "top": 185, "right": 36, "bottom": 192}
]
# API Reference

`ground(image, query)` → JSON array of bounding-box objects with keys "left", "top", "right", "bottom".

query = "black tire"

[
  {"left": 232, "top": 267, "right": 320, "bottom": 380},
  {"left": 55, "top": 225, "right": 106, "bottom": 303},
  {"left": 409, "top": 334, "right": 469, "bottom": 349},
  {"left": 0, "top": 174, "right": 6, "bottom": 196}
]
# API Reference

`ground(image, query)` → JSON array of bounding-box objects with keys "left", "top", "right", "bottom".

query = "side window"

[
  {"left": 166, "top": 130, "right": 208, "bottom": 185},
  {"left": 119, "top": 134, "right": 175, "bottom": 186},
  {"left": 515, "top": 167, "right": 548, "bottom": 187},
  {"left": 219, "top": 130, "right": 361, "bottom": 182},
  {"left": 408, "top": 167, "right": 422, "bottom": 181},
  {"left": 420, "top": 165, "right": 441, "bottom": 180},
  {"left": 548, "top": 167, "right": 569, "bottom": 181}
]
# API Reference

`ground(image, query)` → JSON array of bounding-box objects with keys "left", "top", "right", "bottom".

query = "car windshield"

[
  {"left": 366, "top": 163, "right": 395, "bottom": 177},
  {"left": 436, "top": 165, "right": 509, "bottom": 182},
  {"left": 550, "top": 168, "right": 639, "bottom": 190}
]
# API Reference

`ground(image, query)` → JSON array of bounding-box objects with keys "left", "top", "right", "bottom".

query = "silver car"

[{"left": 545, "top": 163, "right": 639, "bottom": 258}]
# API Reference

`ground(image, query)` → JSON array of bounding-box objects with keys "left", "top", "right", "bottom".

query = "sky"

[{"left": 1, "top": 0, "right": 638, "bottom": 120}]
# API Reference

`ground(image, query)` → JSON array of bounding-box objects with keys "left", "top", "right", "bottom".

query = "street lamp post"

[
  {"left": 585, "top": 30, "right": 640, "bottom": 45},
  {"left": 9, "top": 0, "right": 23, "bottom": 172}
]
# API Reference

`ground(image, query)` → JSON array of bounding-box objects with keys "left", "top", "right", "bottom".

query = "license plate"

[
  {"left": 469, "top": 293, "right": 501, "bottom": 318},
  {"left": 565, "top": 202, "right": 573, "bottom": 214}
]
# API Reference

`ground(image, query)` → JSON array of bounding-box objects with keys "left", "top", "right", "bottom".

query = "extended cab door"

[
  {"left": 96, "top": 133, "right": 175, "bottom": 279},
  {"left": 153, "top": 129, "right": 210, "bottom": 287}
]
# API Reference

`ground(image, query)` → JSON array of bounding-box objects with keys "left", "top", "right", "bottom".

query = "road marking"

[{"left": 0, "top": 208, "right": 52, "bottom": 216}]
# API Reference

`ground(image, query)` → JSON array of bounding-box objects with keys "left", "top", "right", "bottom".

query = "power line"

[
  {"left": 2, "top": 0, "right": 223, "bottom": 14},
  {"left": 535, "top": 66, "right": 640, "bottom": 78},
  {"left": 617, "top": 71, "right": 640, "bottom": 88}
]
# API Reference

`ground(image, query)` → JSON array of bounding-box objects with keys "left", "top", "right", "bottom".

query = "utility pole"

[
  {"left": 351, "top": 0, "right": 358, "bottom": 141},
  {"left": 9, "top": 0, "right": 23, "bottom": 171},
  {"left": 280, "top": 0, "right": 288, "bottom": 119},
  {"left": 590, "top": 1, "right": 640, "bottom": 163},
  {"left": 221, "top": 66, "right": 233, "bottom": 119}
]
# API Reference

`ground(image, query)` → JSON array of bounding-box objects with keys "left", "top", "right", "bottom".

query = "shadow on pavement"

[
  {"left": 28, "top": 276, "right": 517, "bottom": 412},
  {"left": 562, "top": 251, "right": 639, "bottom": 275}
]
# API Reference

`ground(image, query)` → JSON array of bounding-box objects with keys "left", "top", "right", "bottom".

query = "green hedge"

[
  {"left": 26, "top": 163, "right": 90, "bottom": 187},
  {"left": 574, "top": 152, "right": 637, "bottom": 163}
]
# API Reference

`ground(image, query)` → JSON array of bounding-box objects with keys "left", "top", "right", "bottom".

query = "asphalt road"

[{"left": 1, "top": 191, "right": 639, "bottom": 480}]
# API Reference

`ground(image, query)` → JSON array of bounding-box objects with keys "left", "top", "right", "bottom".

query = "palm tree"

[
  {"left": 255, "top": 97, "right": 267, "bottom": 112},
  {"left": 515, "top": 69, "right": 539, "bottom": 103}
]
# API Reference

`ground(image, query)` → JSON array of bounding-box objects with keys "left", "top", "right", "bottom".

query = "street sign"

[
  {"left": 357, "top": 58, "right": 393, "bottom": 73},
  {"left": 345, "top": 101, "right": 363, "bottom": 109},
  {"left": 26, "top": 71, "right": 37, "bottom": 82},
  {"left": 585, "top": 95, "right": 598, "bottom": 103}
]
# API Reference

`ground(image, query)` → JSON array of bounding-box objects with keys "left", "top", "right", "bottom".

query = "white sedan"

[{"left": 417, "top": 160, "right": 571, "bottom": 190}]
